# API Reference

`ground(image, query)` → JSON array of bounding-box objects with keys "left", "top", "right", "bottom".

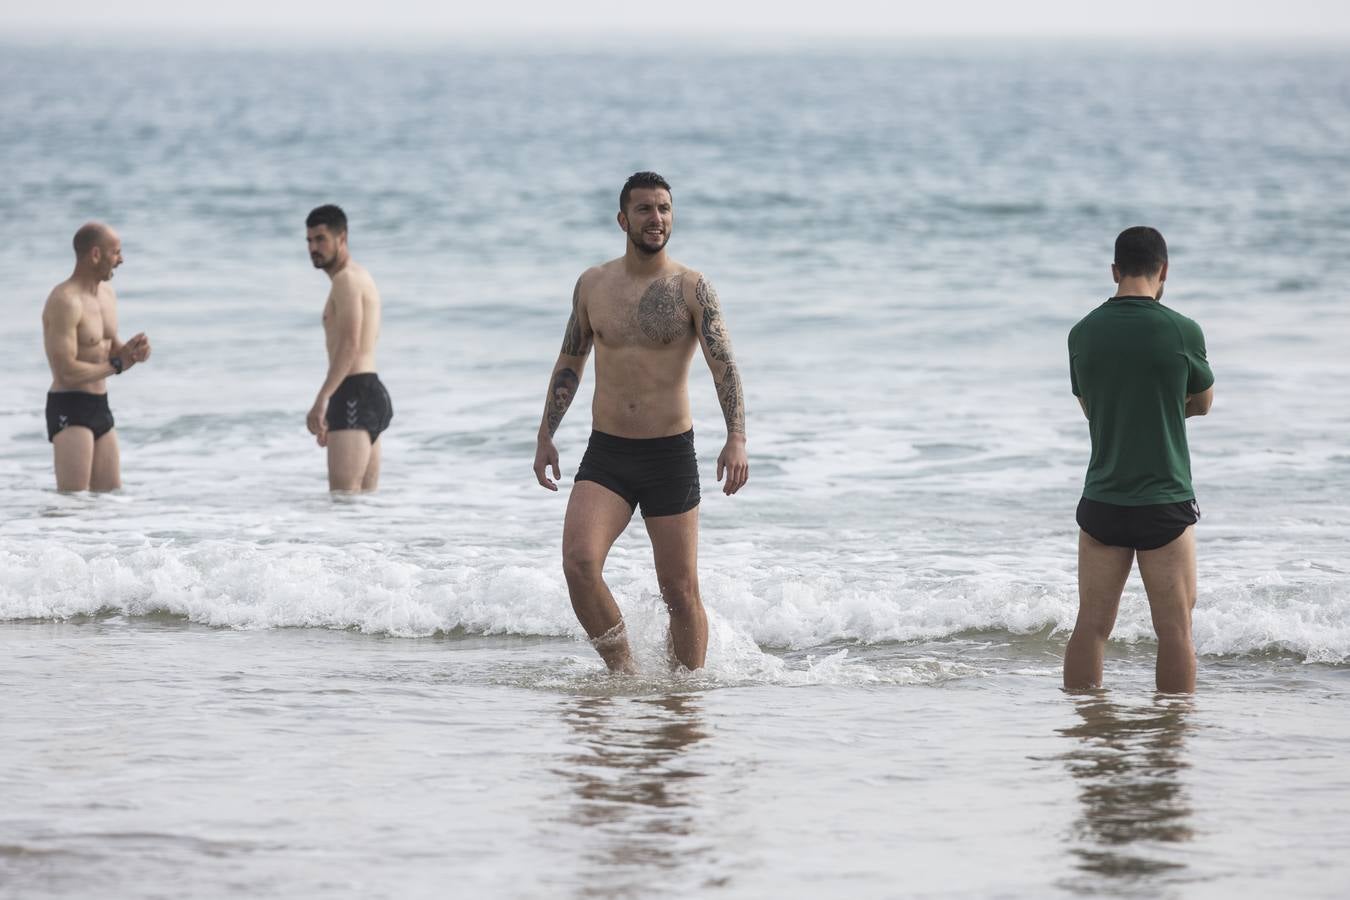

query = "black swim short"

[
  {"left": 46, "top": 391, "right": 115, "bottom": 442},
  {"left": 576, "top": 429, "right": 700, "bottom": 518},
  {"left": 325, "top": 373, "right": 393, "bottom": 442},
  {"left": 1076, "top": 496, "right": 1200, "bottom": 551}
]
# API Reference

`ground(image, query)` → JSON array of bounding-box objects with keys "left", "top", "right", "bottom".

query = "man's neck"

[
  {"left": 1114, "top": 276, "right": 1161, "bottom": 299},
  {"left": 70, "top": 265, "right": 102, "bottom": 294},
  {"left": 325, "top": 253, "right": 351, "bottom": 280},
  {"left": 623, "top": 245, "right": 667, "bottom": 278}
]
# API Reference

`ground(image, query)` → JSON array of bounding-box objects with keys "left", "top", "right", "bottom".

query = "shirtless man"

[
  {"left": 1065, "top": 226, "right": 1214, "bottom": 693},
  {"left": 304, "top": 205, "right": 392, "bottom": 492},
  {"left": 533, "top": 172, "right": 750, "bottom": 673},
  {"left": 41, "top": 222, "right": 152, "bottom": 492}
]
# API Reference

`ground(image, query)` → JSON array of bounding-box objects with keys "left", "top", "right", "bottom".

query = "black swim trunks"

[
  {"left": 576, "top": 429, "right": 700, "bottom": 518},
  {"left": 46, "top": 391, "right": 115, "bottom": 442},
  {"left": 1076, "top": 496, "right": 1199, "bottom": 551},
  {"left": 325, "top": 373, "right": 393, "bottom": 442}
]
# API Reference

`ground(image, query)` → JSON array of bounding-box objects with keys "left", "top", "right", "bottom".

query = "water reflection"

[
  {"left": 1057, "top": 694, "right": 1195, "bottom": 896},
  {"left": 552, "top": 694, "right": 715, "bottom": 896}
]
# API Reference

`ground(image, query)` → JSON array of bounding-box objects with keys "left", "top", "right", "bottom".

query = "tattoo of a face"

[
  {"left": 546, "top": 367, "right": 580, "bottom": 436},
  {"left": 637, "top": 274, "right": 689, "bottom": 345},
  {"left": 717, "top": 362, "right": 746, "bottom": 435},
  {"left": 561, "top": 282, "right": 592, "bottom": 357}
]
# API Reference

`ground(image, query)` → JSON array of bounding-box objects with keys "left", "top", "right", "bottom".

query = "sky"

[{"left": 3, "top": 0, "right": 1348, "bottom": 41}]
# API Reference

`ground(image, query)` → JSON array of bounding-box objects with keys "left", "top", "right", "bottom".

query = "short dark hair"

[
  {"left": 306, "top": 204, "right": 347, "bottom": 234},
  {"left": 620, "top": 172, "right": 672, "bottom": 212},
  {"left": 72, "top": 222, "right": 108, "bottom": 257},
  {"left": 1114, "top": 226, "right": 1168, "bottom": 277}
]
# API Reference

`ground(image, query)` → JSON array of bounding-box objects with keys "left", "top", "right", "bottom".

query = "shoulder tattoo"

[{"left": 561, "top": 281, "right": 592, "bottom": 356}]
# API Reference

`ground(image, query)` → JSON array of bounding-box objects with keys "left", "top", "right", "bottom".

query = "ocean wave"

[{"left": 1, "top": 542, "right": 1346, "bottom": 663}]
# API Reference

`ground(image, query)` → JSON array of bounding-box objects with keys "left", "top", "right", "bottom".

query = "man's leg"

[
  {"left": 326, "top": 430, "right": 373, "bottom": 492},
  {"left": 52, "top": 427, "right": 95, "bottom": 492},
  {"left": 1136, "top": 526, "right": 1198, "bottom": 694},
  {"left": 1065, "top": 530, "right": 1134, "bottom": 690},
  {"left": 562, "top": 481, "right": 637, "bottom": 673},
  {"left": 360, "top": 439, "right": 382, "bottom": 492},
  {"left": 89, "top": 429, "right": 122, "bottom": 492},
  {"left": 644, "top": 507, "right": 706, "bottom": 671}
]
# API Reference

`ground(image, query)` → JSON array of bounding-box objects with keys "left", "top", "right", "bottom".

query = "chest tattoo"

[{"left": 636, "top": 274, "right": 689, "bottom": 345}]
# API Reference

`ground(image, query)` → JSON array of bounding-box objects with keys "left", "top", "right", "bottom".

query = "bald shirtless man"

[
  {"left": 41, "top": 222, "right": 152, "bottom": 492},
  {"left": 533, "top": 172, "right": 750, "bottom": 673},
  {"left": 304, "top": 205, "right": 392, "bottom": 492}
]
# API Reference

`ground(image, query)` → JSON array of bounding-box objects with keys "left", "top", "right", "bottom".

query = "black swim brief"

[
  {"left": 576, "top": 429, "right": 700, "bottom": 518},
  {"left": 46, "top": 391, "right": 115, "bottom": 442},
  {"left": 1076, "top": 496, "right": 1200, "bottom": 551},
  {"left": 325, "top": 373, "right": 393, "bottom": 442}
]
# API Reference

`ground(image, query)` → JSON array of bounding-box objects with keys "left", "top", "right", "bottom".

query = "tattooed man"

[{"left": 533, "top": 172, "right": 749, "bottom": 673}]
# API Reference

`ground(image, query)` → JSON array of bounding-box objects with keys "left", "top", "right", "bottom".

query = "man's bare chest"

[
  {"left": 76, "top": 298, "right": 108, "bottom": 347},
  {"left": 589, "top": 273, "right": 692, "bottom": 348}
]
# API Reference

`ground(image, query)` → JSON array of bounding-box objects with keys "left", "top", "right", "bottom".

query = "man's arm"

[
  {"left": 42, "top": 293, "right": 144, "bottom": 385},
  {"left": 1077, "top": 396, "right": 1088, "bottom": 419},
  {"left": 1185, "top": 387, "right": 1213, "bottom": 418},
  {"left": 103, "top": 293, "right": 152, "bottom": 371},
  {"left": 306, "top": 276, "right": 362, "bottom": 445},
  {"left": 533, "top": 278, "right": 593, "bottom": 491},
  {"left": 690, "top": 274, "right": 748, "bottom": 495}
]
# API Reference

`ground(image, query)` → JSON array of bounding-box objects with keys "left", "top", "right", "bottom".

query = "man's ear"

[
  {"left": 617, "top": 211, "right": 628, "bottom": 232},
  {"left": 1157, "top": 260, "right": 1168, "bottom": 283},
  {"left": 1110, "top": 263, "right": 1121, "bottom": 284}
]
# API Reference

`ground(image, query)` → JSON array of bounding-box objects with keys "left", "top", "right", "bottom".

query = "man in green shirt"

[{"left": 1065, "top": 226, "right": 1214, "bottom": 693}]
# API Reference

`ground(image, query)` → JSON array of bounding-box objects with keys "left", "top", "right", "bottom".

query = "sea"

[{"left": 1, "top": 36, "right": 1348, "bottom": 899}]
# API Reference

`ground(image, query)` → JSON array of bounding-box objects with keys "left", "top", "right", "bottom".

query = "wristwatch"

[{"left": 109, "top": 355, "right": 124, "bottom": 375}]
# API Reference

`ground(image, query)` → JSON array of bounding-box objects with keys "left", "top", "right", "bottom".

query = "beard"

[
  {"left": 311, "top": 252, "right": 334, "bottom": 270},
  {"left": 628, "top": 227, "right": 669, "bottom": 256}
]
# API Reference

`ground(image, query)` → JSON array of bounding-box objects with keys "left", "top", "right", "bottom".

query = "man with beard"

[
  {"left": 305, "top": 205, "right": 392, "bottom": 492},
  {"left": 41, "top": 222, "right": 152, "bottom": 491},
  {"left": 533, "top": 172, "right": 750, "bottom": 673}
]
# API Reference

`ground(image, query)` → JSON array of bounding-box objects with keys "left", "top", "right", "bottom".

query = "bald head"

[{"left": 73, "top": 222, "right": 114, "bottom": 258}]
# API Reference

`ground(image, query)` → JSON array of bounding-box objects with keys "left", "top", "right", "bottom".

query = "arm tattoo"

[
  {"left": 545, "top": 367, "right": 580, "bottom": 437},
  {"left": 697, "top": 276, "right": 744, "bottom": 434},
  {"left": 561, "top": 282, "right": 592, "bottom": 357},
  {"left": 717, "top": 362, "right": 746, "bottom": 435},
  {"left": 637, "top": 274, "right": 690, "bottom": 345},
  {"left": 697, "top": 276, "right": 733, "bottom": 364}
]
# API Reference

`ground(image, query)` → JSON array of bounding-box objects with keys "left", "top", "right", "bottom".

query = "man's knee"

[
  {"left": 1153, "top": 616, "right": 1193, "bottom": 648},
  {"left": 659, "top": 579, "right": 701, "bottom": 615},
  {"left": 562, "top": 546, "right": 605, "bottom": 584},
  {"left": 1072, "top": 618, "right": 1113, "bottom": 644}
]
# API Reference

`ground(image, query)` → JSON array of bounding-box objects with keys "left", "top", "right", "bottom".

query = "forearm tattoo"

[
  {"left": 697, "top": 276, "right": 744, "bottom": 434},
  {"left": 545, "top": 367, "right": 580, "bottom": 436},
  {"left": 638, "top": 274, "right": 689, "bottom": 345},
  {"left": 561, "top": 282, "right": 592, "bottom": 357},
  {"left": 717, "top": 362, "right": 745, "bottom": 434}
]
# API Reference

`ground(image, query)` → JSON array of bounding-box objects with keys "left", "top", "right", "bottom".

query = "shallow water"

[
  {"left": 2, "top": 38, "right": 1349, "bottom": 897},
  {"left": 3, "top": 621, "right": 1348, "bottom": 899}
]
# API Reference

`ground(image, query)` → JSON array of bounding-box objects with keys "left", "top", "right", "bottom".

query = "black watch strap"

[{"left": 109, "top": 355, "right": 124, "bottom": 375}]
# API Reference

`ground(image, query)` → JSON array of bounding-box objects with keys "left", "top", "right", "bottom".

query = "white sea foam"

[{"left": 2, "top": 541, "right": 1345, "bottom": 663}]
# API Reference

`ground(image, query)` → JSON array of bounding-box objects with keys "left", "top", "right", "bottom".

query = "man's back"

[{"left": 1069, "top": 297, "right": 1213, "bottom": 505}]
